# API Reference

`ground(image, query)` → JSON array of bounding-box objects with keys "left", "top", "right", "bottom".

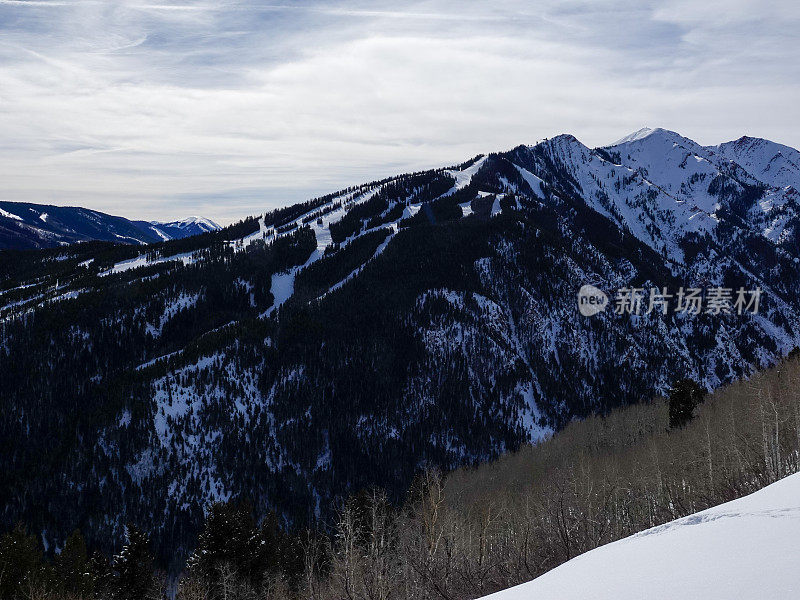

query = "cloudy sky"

[{"left": 1, "top": 0, "right": 799, "bottom": 224}]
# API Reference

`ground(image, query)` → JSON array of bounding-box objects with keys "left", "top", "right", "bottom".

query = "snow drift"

[{"left": 480, "top": 472, "right": 800, "bottom": 600}]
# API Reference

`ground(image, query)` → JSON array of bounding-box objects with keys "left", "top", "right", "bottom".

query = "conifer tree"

[
  {"left": 668, "top": 378, "right": 707, "bottom": 429},
  {"left": 186, "top": 503, "right": 256, "bottom": 597},
  {"left": 55, "top": 529, "right": 93, "bottom": 598},
  {"left": 186, "top": 503, "right": 289, "bottom": 599},
  {"left": 112, "top": 525, "right": 157, "bottom": 600}
]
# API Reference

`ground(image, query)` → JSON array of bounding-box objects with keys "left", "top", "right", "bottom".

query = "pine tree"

[
  {"left": 186, "top": 503, "right": 254, "bottom": 591},
  {"left": 55, "top": 529, "right": 93, "bottom": 598},
  {"left": 186, "top": 502, "right": 289, "bottom": 599},
  {"left": 668, "top": 379, "right": 707, "bottom": 429},
  {"left": 111, "top": 525, "right": 157, "bottom": 600}
]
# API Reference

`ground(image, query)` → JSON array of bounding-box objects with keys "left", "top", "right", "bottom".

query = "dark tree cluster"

[{"left": 329, "top": 171, "right": 456, "bottom": 243}]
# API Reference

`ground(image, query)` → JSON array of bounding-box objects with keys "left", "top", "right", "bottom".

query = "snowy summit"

[{"left": 609, "top": 127, "right": 657, "bottom": 145}]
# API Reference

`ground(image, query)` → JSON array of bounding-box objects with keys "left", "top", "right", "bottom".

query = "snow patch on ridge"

[
  {"left": 444, "top": 156, "right": 488, "bottom": 194},
  {"left": 0, "top": 207, "right": 23, "bottom": 221},
  {"left": 609, "top": 127, "right": 656, "bottom": 146},
  {"left": 512, "top": 164, "right": 546, "bottom": 199}
]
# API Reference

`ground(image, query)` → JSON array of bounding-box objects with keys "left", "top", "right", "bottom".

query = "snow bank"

[{"left": 480, "top": 472, "right": 800, "bottom": 600}]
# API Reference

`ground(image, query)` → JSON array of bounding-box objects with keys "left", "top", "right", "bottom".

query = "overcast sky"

[{"left": 1, "top": 0, "right": 798, "bottom": 224}]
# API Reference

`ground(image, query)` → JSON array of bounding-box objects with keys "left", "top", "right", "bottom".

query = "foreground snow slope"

[{"left": 481, "top": 472, "right": 800, "bottom": 600}]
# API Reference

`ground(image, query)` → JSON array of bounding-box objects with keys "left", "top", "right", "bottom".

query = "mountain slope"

[
  {"left": 480, "top": 472, "right": 800, "bottom": 600},
  {"left": 0, "top": 201, "right": 221, "bottom": 250},
  {"left": 2, "top": 130, "right": 800, "bottom": 562},
  {"left": 713, "top": 135, "right": 800, "bottom": 190}
]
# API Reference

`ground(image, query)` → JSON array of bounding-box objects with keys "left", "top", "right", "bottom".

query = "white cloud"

[{"left": 0, "top": 0, "right": 798, "bottom": 223}]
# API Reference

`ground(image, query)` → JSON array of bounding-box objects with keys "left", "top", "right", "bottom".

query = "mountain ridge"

[
  {"left": 2, "top": 127, "right": 800, "bottom": 562},
  {"left": 0, "top": 200, "right": 221, "bottom": 250}
]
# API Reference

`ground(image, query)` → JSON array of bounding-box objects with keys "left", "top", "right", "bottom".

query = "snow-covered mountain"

[
  {"left": 135, "top": 216, "right": 221, "bottom": 242},
  {"left": 599, "top": 127, "right": 800, "bottom": 252},
  {"left": 0, "top": 201, "right": 220, "bottom": 250},
  {"left": 2, "top": 128, "right": 800, "bottom": 558},
  {"left": 480, "top": 471, "right": 800, "bottom": 600},
  {"left": 713, "top": 135, "right": 800, "bottom": 190}
]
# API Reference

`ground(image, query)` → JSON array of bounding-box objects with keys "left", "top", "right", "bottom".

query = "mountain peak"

[
  {"left": 150, "top": 216, "right": 220, "bottom": 229},
  {"left": 181, "top": 216, "right": 221, "bottom": 230},
  {"left": 606, "top": 127, "right": 687, "bottom": 148},
  {"left": 535, "top": 133, "right": 591, "bottom": 155},
  {"left": 609, "top": 127, "right": 655, "bottom": 145},
  {"left": 713, "top": 135, "right": 800, "bottom": 190}
]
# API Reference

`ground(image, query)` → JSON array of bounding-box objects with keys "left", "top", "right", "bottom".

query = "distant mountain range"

[
  {"left": 132, "top": 217, "right": 222, "bottom": 243},
  {"left": 2, "top": 127, "right": 800, "bottom": 562},
  {"left": 0, "top": 201, "right": 220, "bottom": 250}
]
